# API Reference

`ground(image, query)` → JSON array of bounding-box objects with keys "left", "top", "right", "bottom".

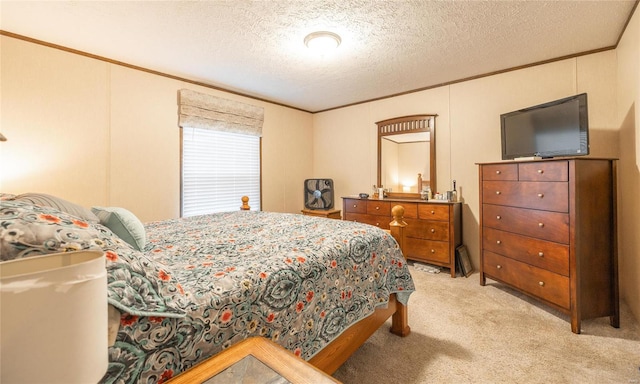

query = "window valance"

[{"left": 178, "top": 89, "right": 264, "bottom": 136}]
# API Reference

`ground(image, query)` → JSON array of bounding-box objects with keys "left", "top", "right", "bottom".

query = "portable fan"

[{"left": 304, "top": 179, "right": 334, "bottom": 210}]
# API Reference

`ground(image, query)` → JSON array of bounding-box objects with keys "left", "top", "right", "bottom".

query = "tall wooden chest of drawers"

[
  {"left": 342, "top": 197, "right": 462, "bottom": 277},
  {"left": 478, "top": 158, "right": 619, "bottom": 333}
]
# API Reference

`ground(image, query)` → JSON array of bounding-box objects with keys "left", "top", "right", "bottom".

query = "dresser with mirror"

[{"left": 343, "top": 115, "right": 462, "bottom": 277}]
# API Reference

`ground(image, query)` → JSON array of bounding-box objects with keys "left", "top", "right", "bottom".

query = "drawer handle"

[
  {"left": 496, "top": 264, "right": 502, "bottom": 269},
  {"left": 538, "top": 252, "right": 544, "bottom": 257},
  {"left": 430, "top": 228, "right": 436, "bottom": 233},
  {"left": 496, "top": 240, "right": 501, "bottom": 245},
  {"left": 353, "top": 205, "right": 357, "bottom": 208},
  {"left": 376, "top": 223, "right": 380, "bottom": 226},
  {"left": 430, "top": 249, "right": 435, "bottom": 253},
  {"left": 495, "top": 191, "right": 501, "bottom": 195},
  {"left": 537, "top": 169, "right": 544, "bottom": 174},
  {"left": 496, "top": 170, "right": 501, "bottom": 174},
  {"left": 538, "top": 222, "right": 544, "bottom": 228},
  {"left": 430, "top": 210, "right": 435, "bottom": 214},
  {"left": 537, "top": 193, "right": 544, "bottom": 198},
  {"left": 496, "top": 215, "right": 501, "bottom": 220},
  {"left": 538, "top": 281, "right": 545, "bottom": 287},
  {"left": 376, "top": 206, "right": 380, "bottom": 210}
]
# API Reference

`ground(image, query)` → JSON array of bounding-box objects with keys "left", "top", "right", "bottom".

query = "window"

[
  {"left": 178, "top": 89, "right": 264, "bottom": 217},
  {"left": 181, "top": 127, "right": 261, "bottom": 217}
]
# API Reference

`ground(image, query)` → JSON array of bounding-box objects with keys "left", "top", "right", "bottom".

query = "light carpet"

[{"left": 333, "top": 263, "right": 640, "bottom": 384}]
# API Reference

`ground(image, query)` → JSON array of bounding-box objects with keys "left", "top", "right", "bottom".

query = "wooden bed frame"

[{"left": 241, "top": 197, "right": 411, "bottom": 374}]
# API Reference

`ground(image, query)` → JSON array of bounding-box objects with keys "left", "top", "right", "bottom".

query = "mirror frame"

[{"left": 376, "top": 114, "right": 437, "bottom": 199}]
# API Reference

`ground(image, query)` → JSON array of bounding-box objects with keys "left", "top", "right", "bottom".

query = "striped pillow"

[{"left": 14, "top": 193, "right": 99, "bottom": 223}]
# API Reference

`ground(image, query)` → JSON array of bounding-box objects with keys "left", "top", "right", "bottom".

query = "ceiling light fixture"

[{"left": 304, "top": 31, "right": 341, "bottom": 52}]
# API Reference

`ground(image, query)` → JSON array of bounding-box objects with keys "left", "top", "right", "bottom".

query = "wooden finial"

[
  {"left": 240, "top": 196, "right": 250, "bottom": 211},
  {"left": 390, "top": 205, "right": 407, "bottom": 227},
  {"left": 389, "top": 205, "right": 407, "bottom": 257}
]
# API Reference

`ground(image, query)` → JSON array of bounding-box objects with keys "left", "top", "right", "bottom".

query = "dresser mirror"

[{"left": 377, "top": 114, "right": 437, "bottom": 198}]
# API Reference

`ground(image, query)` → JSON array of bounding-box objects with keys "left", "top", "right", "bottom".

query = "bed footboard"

[
  {"left": 238, "top": 197, "right": 411, "bottom": 375},
  {"left": 310, "top": 205, "right": 410, "bottom": 374},
  {"left": 308, "top": 293, "right": 409, "bottom": 375}
]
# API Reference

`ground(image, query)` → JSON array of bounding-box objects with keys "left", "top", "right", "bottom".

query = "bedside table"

[
  {"left": 301, "top": 208, "right": 341, "bottom": 219},
  {"left": 167, "top": 337, "right": 339, "bottom": 383}
]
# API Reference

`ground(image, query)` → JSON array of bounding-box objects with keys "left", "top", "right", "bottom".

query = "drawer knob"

[
  {"left": 496, "top": 170, "right": 501, "bottom": 174},
  {"left": 353, "top": 205, "right": 357, "bottom": 208},
  {"left": 537, "top": 193, "right": 544, "bottom": 198},
  {"left": 430, "top": 249, "right": 435, "bottom": 253},
  {"left": 538, "top": 222, "right": 544, "bottom": 228},
  {"left": 495, "top": 191, "right": 501, "bottom": 195},
  {"left": 496, "top": 215, "right": 501, "bottom": 220},
  {"left": 496, "top": 264, "right": 502, "bottom": 269},
  {"left": 537, "top": 169, "right": 544, "bottom": 174},
  {"left": 538, "top": 252, "right": 544, "bottom": 257},
  {"left": 496, "top": 240, "right": 501, "bottom": 245},
  {"left": 539, "top": 281, "right": 545, "bottom": 287},
  {"left": 430, "top": 228, "right": 436, "bottom": 233},
  {"left": 430, "top": 210, "right": 435, "bottom": 214},
  {"left": 376, "top": 223, "right": 380, "bottom": 226},
  {"left": 376, "top": 206, "right": 380, "bottom": 210}
]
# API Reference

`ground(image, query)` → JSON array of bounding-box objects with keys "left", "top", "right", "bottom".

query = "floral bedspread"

[{"left": 104, "top": 211, "right": 414, "bottom": 383}]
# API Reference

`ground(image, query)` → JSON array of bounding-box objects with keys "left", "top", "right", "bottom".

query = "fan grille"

[{"left": 304, "top": 179, "right": 334, "bottom": 210}]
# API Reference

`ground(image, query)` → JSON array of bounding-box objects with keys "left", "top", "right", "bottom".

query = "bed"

[{"left": 0, "top": 193, "right": 414, "bottom": 383}]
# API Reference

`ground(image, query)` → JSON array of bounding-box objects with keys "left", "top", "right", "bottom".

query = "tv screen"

[{"left": 500, "top": 93, "right": 589, "bottom": 160}]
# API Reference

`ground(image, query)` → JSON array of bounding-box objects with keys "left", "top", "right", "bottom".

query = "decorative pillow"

[
  {"left": 92, "top": 206, "right": 146, "bottom": 251},
  {"left": 14, "top": 192, "right": 99, "bottom": 224},
  {"left": 0, "top": 200, "right": 186, "bottom": 318},
  {"left": 0, "top": 193, "right": 16, "bottom": 201}
]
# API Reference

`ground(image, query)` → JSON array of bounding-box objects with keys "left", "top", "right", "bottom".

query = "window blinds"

[{"left": 182, "top": 127, "right": 261, "bottom": 216}]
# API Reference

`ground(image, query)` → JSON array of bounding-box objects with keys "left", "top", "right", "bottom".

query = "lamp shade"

[{"left": 0, "top": 250, "right": 108, "bottom": 383}]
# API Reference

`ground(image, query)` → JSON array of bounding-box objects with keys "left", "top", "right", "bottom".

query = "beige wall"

[
  {"left": 0, "top": 36, "right": 314, "bottom": 222},
  {"left": 615, "top": 8, "right": 640, "bottom": 323},
  {"left": 0, "top": 37, "right": 110, "bottom": 207}
]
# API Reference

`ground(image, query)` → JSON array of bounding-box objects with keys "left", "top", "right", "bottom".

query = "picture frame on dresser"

[{"left": 456, "top": 245, "right": 473, "bottom": 277}]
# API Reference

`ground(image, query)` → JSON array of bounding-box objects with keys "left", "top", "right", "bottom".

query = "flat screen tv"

[{"left": 500, "top": 93, "right": 589, "bottom": 160}]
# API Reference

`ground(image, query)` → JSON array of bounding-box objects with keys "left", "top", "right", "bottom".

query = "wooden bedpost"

[
  {"left": 388, "top": 205, "right": 410, "bottom": 337},
  {"left": 240, "top": 196, "right": 250, "bottom": 211},
  {"left": 390, "top": 298, "right": 410, "bottom": 337},
  {"left": 389, "top": 205, "right": 407, "bottom": 256}
]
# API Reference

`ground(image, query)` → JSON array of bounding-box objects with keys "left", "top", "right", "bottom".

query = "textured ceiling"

[{"left": 1, "top": 1, "right": 637, "bottom": 112}]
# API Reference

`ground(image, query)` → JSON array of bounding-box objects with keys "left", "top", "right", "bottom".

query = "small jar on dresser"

[
  {"left": 342, "top": 196, "right": 462, "bottom": 277},
  {"left": 477, "top": 158, "right": 619, "bottom": 334}
]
